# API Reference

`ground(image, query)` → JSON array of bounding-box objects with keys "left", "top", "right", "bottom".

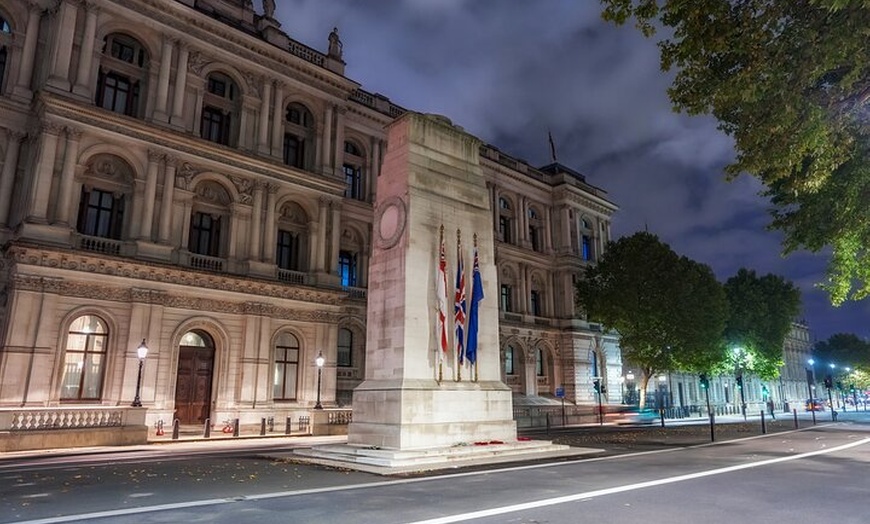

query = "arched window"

[
  {"left": 275, "top": 202, "right": 309, "bottom": 272},
  {"left": 579, "top": 215, "right": 594, "bottom": 260},
  {"left": 283, "top": 103, "right": 315, "bottom": 170},
  {"left": 273, "top": 332, "right": 300, "bottom": 400},
  {"left": 201, "top": 72, "right": 238, "bottom": 146},
  {"left": 530, "top": 274, "right": 545, "bottom": 317},
  {"left": 338, "top": 227, "right": 363, "bottom": 288},
  {"left": 96, "top": 33, "right": 148, "bottom": 117},
  {"left": 498, "top": 197, "right": 514, "bottom": 244},
  {"left": 188, "top": 181, "right": 231, "bottom": 259},
  {"left": 343, "top": 140, "right": 366, "bottom": 201},
  {"left": 505, "top": 345, "right": 515, "bottom": 375},
  {"left": 76, "top": 155, "right": 135, "bottom": 244},
  {"left": 536, "top": 348, "right": 545, "bottom": 377},
  {"left": 60, "top": 315, "right": 109, "bottom": 400},
  {"left": 337, "top": 328, "right": 353, "bottom": 367}
]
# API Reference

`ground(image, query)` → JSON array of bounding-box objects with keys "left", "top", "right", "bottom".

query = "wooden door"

[{"left": 174, "top": 346, "right": 215, "bottom": 425}]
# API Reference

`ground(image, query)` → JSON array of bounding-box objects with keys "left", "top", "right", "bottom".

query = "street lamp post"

[
  {"left": 827, "top": 363, "right": 836, "bottom": 421},
  {"left": 806, "top": 358, "right": 816, "bottom": 424},
  {"left": 131, "top": 339, "right": 149, "bottom": 407},
  {"left": 314, "top": 351, "right": 325, "bottom": 410}
]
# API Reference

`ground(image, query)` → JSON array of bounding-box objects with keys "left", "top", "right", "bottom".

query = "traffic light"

[
  {"left": 761, "top": 385, "right": 769, "bottom": 397},
  {"left": 850, "top": 384, "right": 856, "bottom": 393},
  {"left": 736, "top": 374, "right": 743, "bottom": 389},
  {"left": 836, "top": 381, "right": 843, "bottom": 391},
  {"left": 824, "top": 375, "right": 833, "bottom": 389},
  {"left": 699, "top": 373, "right": 709, "bottom": 389},
  {"left": 593, "top": 379, "right": 601, "bottom": 394}
]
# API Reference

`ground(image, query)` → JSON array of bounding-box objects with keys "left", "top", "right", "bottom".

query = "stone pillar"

[
  {"left": 348, "top": 113, "right": 515, "bottom": 451},
  {"left": 249, "top": 182, "right": 263, "bottom": 260},
  {"left": 28, "top": 123, "right": 62, "bottom": 222},
  {"left": 270, "top": 82, "right": 284, "bottom": 156},
  {"left": 489, "top": 183, "right": 498, "bottom": 231},
  {"left": 139, "top": 151, "right": 161, "bottom": 240},
  {"left": 321, "top": 105, "right": 333, "bottom": 173},
  {"left": 333, "top": 108, "right": 345, "bottom": 176},
  {"left": 169, "top": 45, "right": 189, "bottom": 127},
  {"left": 257, "top": 79, "right": 271, "bottom": 154},
  {"left": 315, "top": 197, "right": 328, "bottom": 272},
  {"left": 543, "top": 206, "right": 553, "bottom": 252},
  {"left": 262, "top": 184, "right": 277, "bottom": 263},
  {"left": 0, "top": 131, "right": 25, "bottom": 226},
  {"left": 152, "top": 37, "right": 174, "bottom": 121},
  {"left": 157, "top": 157, "right": 176, "bottom": 243},
  {"left": 72, "top": 3, "right": 99, "bottom": 97},
  {"left": 368, "top": 138, "right": 380, "bottom": 202},
  {"left": 13, "top": 4, "right": 42, "bottom": 99},
  {"left": 561, "top": 206, "right": 571, "bottom": 250},
  {"left": 329, "top": 201, "right": 341, "bottom": 275},
  {"left": 53, "top": 127, "right": 83, "bottom": 225},
  {"left": 47, "top": 0, "right": 79, "bottom": 91}
]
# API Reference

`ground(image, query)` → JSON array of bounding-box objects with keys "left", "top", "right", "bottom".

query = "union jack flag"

[
  {"left": 454, "top": 237, "right": 467, "bottom": 364},
  {"left": 436, "top": 231, "right": 449, "bottom": 361}
]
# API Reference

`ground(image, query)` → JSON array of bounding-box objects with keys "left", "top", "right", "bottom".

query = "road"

[{"left": 2, "top": 416, "right": 868, "bottom": 523}]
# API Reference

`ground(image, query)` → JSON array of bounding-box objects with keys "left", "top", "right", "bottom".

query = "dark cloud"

[{"left": 275, "top": 0, "right": 869, "bottom": 342}]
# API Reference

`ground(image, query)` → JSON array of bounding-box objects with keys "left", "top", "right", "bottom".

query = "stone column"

[
  {"left": 543, "top": 206, "right": 553, "bottom": 252},
  {"left": 28, "top": 123, "right": 62, "bottom": 222},
  {"left": 72, "top": 3, "right": 98, "bottom": 97},
  {"left": 489, "top": 183, "right": 498, "bottom": 231},
  {"left": 227, "top": 203, "right": 242, "bottom": 259},
  {"left": 321, "top": 105, "right": 333, "bottom": 173},
  {"left": 561, "top": 206, "right": 571, "bottom": 251},
  {"left": 249, "top": 182, "right": 264, "bottom": 260},
  {"left": 47, "top": 0, "right": 79, "bottom": 91},
  {"left": 158, "top": 157, "right": 176, "bottom": 243},
  {"left": 139, "top": 151, "right": 161, "bottom": 240},
  {"left": 316, "top": 196, "right": 329, "bottom": 272},
  {"left": 333, "top": 108, "right": 346, "bottom": 176},
  {"left": 53, "top": 127, "right": 83, "bottom": 225},
  {"left": 262, "top": 184, "right": 277, "bottom": 263},
  {"left": 0, "top": 131, "right": 25, "bottom": 226},
  {"left": 270, "top": 82, "right": 284, "bottom": 156},
  {"left": 169, "top": 44, "right": 189, "bottom": 127},
  {"left": 152, "top": 37, "right": 174, "bottom": 121},
  {"left": 368, "top": 138, "right": 380, "bottom": 201},
  {"left": 13, "top": 4, "right": 42, "bottom": 99},
  {"left": 257, "top": 79, "right": 271, "bottom": 154},
  {"left": 329, "top": 201, "right": 341, "bottom": 275}
]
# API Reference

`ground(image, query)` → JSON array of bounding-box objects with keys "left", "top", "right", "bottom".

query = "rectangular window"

[
  {"left": 344, "top": 164, "right": 363, "bottom": 200},
  {"left": 0, "top": 48, "right": 7, "bottom": 92},
  {"left": 276, "top": 230, "right": 300, "bottom": 270},
  {"left": 77, "top": 188, "right": 124, "bottom": 239},
  {"left": 500, "top": 284, "right": 512, "bottom": 312},
  {"left": 536, "top": 349, "right": 544, "bottom": 376},
  {"left": 582, "top": 235, "right": 592, "bottom": 260},
  {"left": 529, "top": 227, "right": 540, "bottom": 251},
  {"left": 499, "top": 216, "right": 511, "bottom": 243},
  {"left": 201, "top": 106, "right": 230, "bottom": 145},
  {"left": 273, "top": 346, "right": 299, "bottom": 400},
  {"left": 283, "top": 134, "right": 304, "bottom": 168},
  {"left": 189, "top": 212, "right": 221, "bottom": 257},
  {"left": 207, "top": 77, "right": 227, "bottom": 97},
  {"left": 337, "top": 328, "right": 353, "bottom": 367},
  {"left": 338, "top": 250, "right": 357, "bottom": 287},
  {"left": 98, "top": 72, "right": 139, "bottom": 116},
  {"left": 530, "top": 290, "right": 541, "bottom": 316},
  {"left": 505, "top": 346, "right": 514, "bottom": 375},
  {"left": 110, "top": 40, "right": 135, "bottom": 63}
]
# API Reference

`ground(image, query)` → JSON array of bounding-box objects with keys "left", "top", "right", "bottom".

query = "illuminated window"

[
  {"left": 505, "top": 345, "right": 514, "bottom": 375},
  {"left": 60, "top": 315, "right": 108, "bottom": 401},
  {"left": 273, "top": 332, "right": 300, "bottom": 400}
]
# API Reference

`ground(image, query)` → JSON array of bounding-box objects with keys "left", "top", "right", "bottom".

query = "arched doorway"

[{"left": 174, "top": 330, "right": 215, "bottom": 425}]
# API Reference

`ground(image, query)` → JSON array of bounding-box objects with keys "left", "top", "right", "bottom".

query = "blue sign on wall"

[{"left": 555, "top": 387, "right": 564, "bottom": 398}]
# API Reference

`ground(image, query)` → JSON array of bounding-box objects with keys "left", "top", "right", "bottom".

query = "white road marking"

[{"left": 12, "top": 433, "right": 866, "bottom": 524}]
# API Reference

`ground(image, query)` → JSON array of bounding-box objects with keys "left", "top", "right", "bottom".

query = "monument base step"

[{"left": 290, "top": 440, "right": 601, "bottom": 475}]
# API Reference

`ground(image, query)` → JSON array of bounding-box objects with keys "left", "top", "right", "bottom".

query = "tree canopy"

[
  {"left": 813, "top": 332, "right": 870, "bottom": 369},
  {"left": 576, "top": 231, "right": 728, "bottom": 407},
  {"left": 601, "top": 0, "right": 870, "bottom": 305},
  {"left": 721, "top": 268, "right": 802, "bottom": 378}
]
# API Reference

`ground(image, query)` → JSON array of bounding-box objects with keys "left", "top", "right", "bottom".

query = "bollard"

[
  {"left": 546, "top": 412, "right": 551, "bottom": 437},
  {"left": 260, "top": 417, "right": 267, "bottom": 436},
  {"left": 267, "top": 417, "right": 275, "bottom": 433},
  {"left": 760, "top": 411, "right": 766, "bottom": 434},
  {"left": 709, "top": 412, "right": 715, "bottom": 442},
  {"left": 285, "top": 416, "right": 292, "bottom": 435},
  {"left": 203, "top": 418, "right": 211, "bottom": 438},
  {"left": 233, "top": 418, "right": 240, "bottom": 437},
  {"left": 155, "top": 419, "right": 165, "bottom": 436},
  {"left": 793, "top": 408, "right": 799, "bottom": 429},
  {"left": 172, "top": 418, "right": 180, "bottom": 440},
  {"left": 660, "top": 408, "right": 665, "bottom": 428}
]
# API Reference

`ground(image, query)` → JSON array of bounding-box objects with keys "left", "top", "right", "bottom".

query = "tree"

[
  {"left": 601, "top": 1, "right": 870, "bottom": 305},
  {"left": 576, "top": 232, "right": 728, "bottom": 408},
  {"left": 721, "top": 269, "right": 802, "bottom": 378},
  {"left": 813, "top": 332, "right": 870, "bottom": 369}
]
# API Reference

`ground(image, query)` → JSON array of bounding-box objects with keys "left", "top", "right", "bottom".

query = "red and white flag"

[{"left": 436, "top": 230, "right": 449, "bottom": 364}]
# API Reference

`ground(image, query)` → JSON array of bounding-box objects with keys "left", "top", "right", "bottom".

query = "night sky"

[{"left": 273, "top": 0, "right": 869, "bottom": 342}]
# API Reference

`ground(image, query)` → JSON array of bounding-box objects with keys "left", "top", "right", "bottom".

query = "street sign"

[{"left": 555, "top": 387, "right": 564, "bottom": 398}]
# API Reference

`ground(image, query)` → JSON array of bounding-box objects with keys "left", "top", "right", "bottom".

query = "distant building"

[{"left": 0, "top": 0, "right": 618, "bottom": 448}]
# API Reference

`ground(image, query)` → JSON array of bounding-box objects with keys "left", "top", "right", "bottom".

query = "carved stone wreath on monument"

[{"left": 373, "top": 195, "right": 406, "bottom": 250}]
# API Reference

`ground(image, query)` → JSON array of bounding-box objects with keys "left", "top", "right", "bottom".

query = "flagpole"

[
  {"left": 473, "top": 233, "right": 479, "bottom": 383},
  {"left": 455, "top": 228, "right": 462, "bottom": 382},
  {"left": 438, "top": 225, "right": 444, "bottom": 383}
]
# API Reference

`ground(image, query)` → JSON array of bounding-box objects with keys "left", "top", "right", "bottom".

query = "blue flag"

[{"left": 466, "top": 245, "right": 484, "bottom": 365}]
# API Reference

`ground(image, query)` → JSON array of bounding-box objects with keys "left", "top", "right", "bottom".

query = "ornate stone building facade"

[{"left": 0, "top": 0, "right": 619, "bottom": 441}]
